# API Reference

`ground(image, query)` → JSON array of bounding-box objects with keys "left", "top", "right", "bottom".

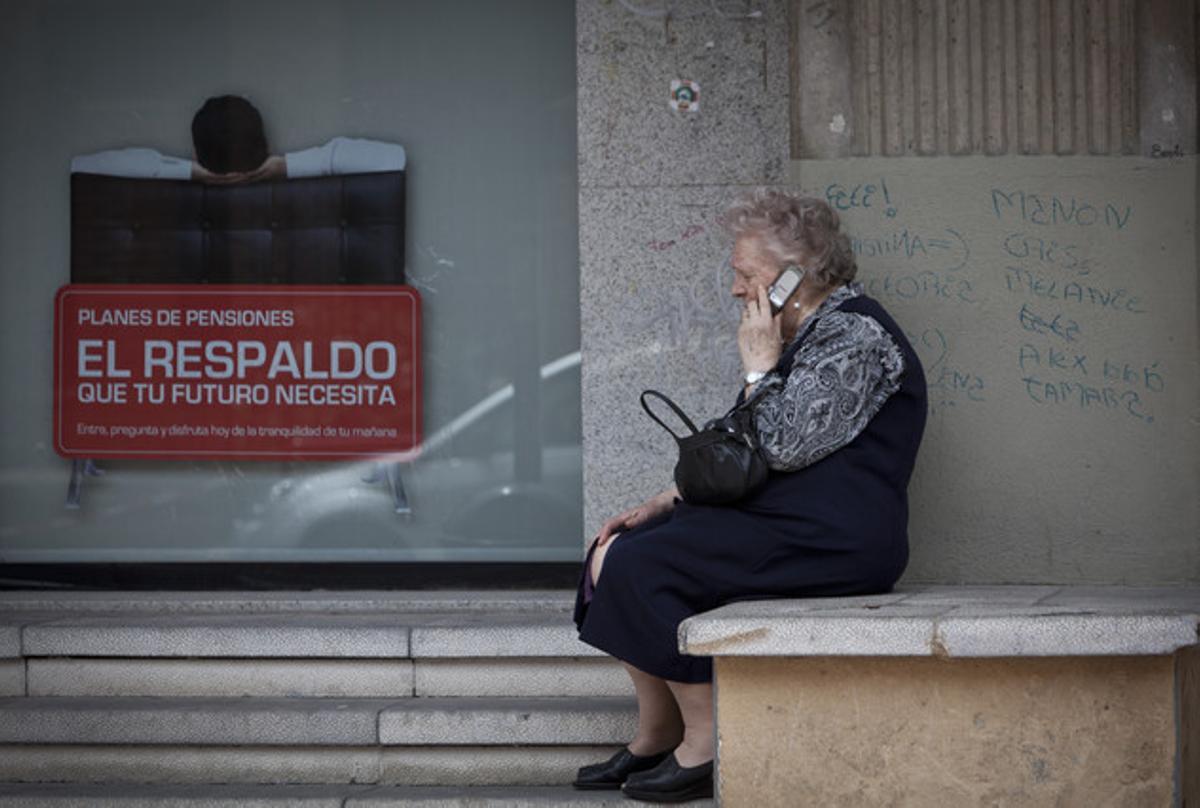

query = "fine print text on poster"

[{"left": 54, "top": 285, "right": 422, "bottom": 460}]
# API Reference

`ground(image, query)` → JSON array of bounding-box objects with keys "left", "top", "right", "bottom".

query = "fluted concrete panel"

[
  {"left": 792, "top": 0, "right": 1188, "bottom": 156},
  {"left": 377, "top": 697, "right": 636, "bottom": 745},
  {"left": 413, "top": 658, "right": 632, "bottom": 697},
  {"left": 981, "top": 0, "right": 1006, "bottom": 154},
  {"left": 1016, "top": 0, "right": 1041, "bottom": 153},
  {"left": 26, "top": 659, "right": 414, "bottom": 698},
  {"left": 1053, "top": 0, "right": 1077, "bottom": 152},
  {"left": 947, "top": 0, "right": 972, "bottom": 152}
]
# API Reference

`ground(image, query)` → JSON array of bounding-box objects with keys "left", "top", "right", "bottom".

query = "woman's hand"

[
  {"left": 594, "top": 486, "right": 678, "bottom": 547},
  {"left": 738, "top": 284, "right": 782, "bottom": 375}
]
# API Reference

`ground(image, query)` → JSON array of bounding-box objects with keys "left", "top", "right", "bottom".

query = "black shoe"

[
  {"left": 620, "top": 751, "right": 714, "bottom": 803},
  {"left": 572, "top": 746, "right": 673, "bottom": 790}
]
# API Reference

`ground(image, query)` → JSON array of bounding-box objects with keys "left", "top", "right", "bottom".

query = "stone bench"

[{"left": 679, "top": 584, "right": 1200, "bottom": 807}]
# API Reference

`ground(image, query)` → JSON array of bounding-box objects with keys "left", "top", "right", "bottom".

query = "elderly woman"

[{"left": 571, "top": 190, "right": 927, "bottom": 803}]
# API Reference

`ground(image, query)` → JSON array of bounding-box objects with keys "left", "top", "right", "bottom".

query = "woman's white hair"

[{"left": 719, "top": 189, "right": 857, "bottom": 288}]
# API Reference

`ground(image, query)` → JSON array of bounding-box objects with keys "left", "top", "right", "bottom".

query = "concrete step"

[
  {"left": 0, "top": 744, "right": 628, "bottom": 787},
  {"left": 0, "top": 591, "right": 639, "bottom": 775},
  {"left": 0, "top": 783, "right": 712, "bottom": 807},
  {"left": 2, "top": 605, "right": 627, "bottom": 698},
  {"left": 4, "top": 609, "right": 599, "bottom": 660},
  {"left": 21, "top": 657, "right": 631, "bottom": 698},
  {"left": 0, "top": 661, "right": 20, "bottom": 697},
  {"left": 0, "top": 695, "right": 637, "bottom": 746},
  {"left": 0, "top": 591, "right": 578, "bottom": 615}
]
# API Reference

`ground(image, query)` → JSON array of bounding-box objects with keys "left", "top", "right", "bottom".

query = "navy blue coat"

[{"left": 574, "top": 294, "right": 927, "bottom": 683}]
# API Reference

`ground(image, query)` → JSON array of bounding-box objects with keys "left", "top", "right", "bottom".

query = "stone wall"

[
  {"left": 576, "top": 0, "right": 1199, "bottom": 584},
  {"left": 578, "top": 0, "right": 790, "bottom": 529}
]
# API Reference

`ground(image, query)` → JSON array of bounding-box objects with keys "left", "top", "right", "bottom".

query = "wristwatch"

[{"left": 744, "top": 370, "right": 769, "bottom": 385}]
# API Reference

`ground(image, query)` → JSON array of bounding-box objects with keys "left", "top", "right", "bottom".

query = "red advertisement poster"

[{"left": 53, "top": 285, "right": 421, "bottom": 460}]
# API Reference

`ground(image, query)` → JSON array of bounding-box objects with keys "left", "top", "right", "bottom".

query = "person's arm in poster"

[
  {"left": 73, "top": 138, "right": 406, "bottom": 183},
  {"left": 71, "top": 148, "right": 249, "bottom": 184},
  {"left": 70, "top": 148, "right": 193, "bottom": 180},
  {"left": 244, "top": 137, "right": 408, "bottom": 182}
]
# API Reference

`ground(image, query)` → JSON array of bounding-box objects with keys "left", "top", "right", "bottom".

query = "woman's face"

[{"left": 729, "top": 235, "right": 784, "bottom": 302}]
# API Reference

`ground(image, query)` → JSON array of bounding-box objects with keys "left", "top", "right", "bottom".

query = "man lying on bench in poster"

[
  {"left": 72, "top": 95, "right": 405, "bottom": 183},
  {"left": 60, "top": 94, "right": 416, "bottom": 509}
]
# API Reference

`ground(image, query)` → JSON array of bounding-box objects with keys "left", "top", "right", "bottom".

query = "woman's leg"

[
  {"left": 588, "top": 534, "right": 613, "bottom": 591},
  {"left": 665, "top": 679, "right": 715, "bottom": 767},
  {"left": 592, "top": 539, "right": 686, "bottom": 754},
  {"left": 593, "top": 540, "right": 706, "bottom": 761},
  {"left": 623, "top": 661, "right": 685, "bottom": 755}
]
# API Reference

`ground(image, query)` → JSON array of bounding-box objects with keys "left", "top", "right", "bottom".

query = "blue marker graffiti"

[
  {"left": 827, "top": 179, "right": 898, "bottom": 218},
  {"left": 991, "top": 188, "right": 1132, "bottom": 231}
]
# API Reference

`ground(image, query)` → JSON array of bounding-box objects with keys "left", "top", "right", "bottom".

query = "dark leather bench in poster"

[
  {"left": 70, "top": 171, "right": 406, "bottom": 285},
  {"left": 56, "top": 170, "right": 421, "bottom": 508}
]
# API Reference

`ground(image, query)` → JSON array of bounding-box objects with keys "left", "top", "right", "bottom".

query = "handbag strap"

[{"left": 640, "top": 389, "right": 699, "bottom": 440}]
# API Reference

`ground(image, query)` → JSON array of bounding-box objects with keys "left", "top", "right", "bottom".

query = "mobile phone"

[{"left": 767, "top": 265, "right": 805, "bottom": 313}]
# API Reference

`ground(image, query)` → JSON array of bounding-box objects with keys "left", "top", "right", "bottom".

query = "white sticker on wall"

[{"left": 669, "top": 80, "right": 700, "bottom": 112}]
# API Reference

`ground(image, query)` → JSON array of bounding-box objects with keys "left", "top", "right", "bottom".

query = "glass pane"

[{"left": 0, "top": 0, "right": 581, "bottom": 564}]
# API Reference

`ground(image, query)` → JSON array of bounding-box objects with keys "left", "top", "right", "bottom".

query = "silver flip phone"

[{"left": 767, "top": 265, "right": 805, "bottom": 313}]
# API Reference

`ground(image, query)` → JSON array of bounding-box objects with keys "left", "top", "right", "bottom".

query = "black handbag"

[
  {"left": 639, "top": 314, "right": 822, "bottom": 505},
  {"left": 640, "top": 389, "right": 769, "bottom": 505}
]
